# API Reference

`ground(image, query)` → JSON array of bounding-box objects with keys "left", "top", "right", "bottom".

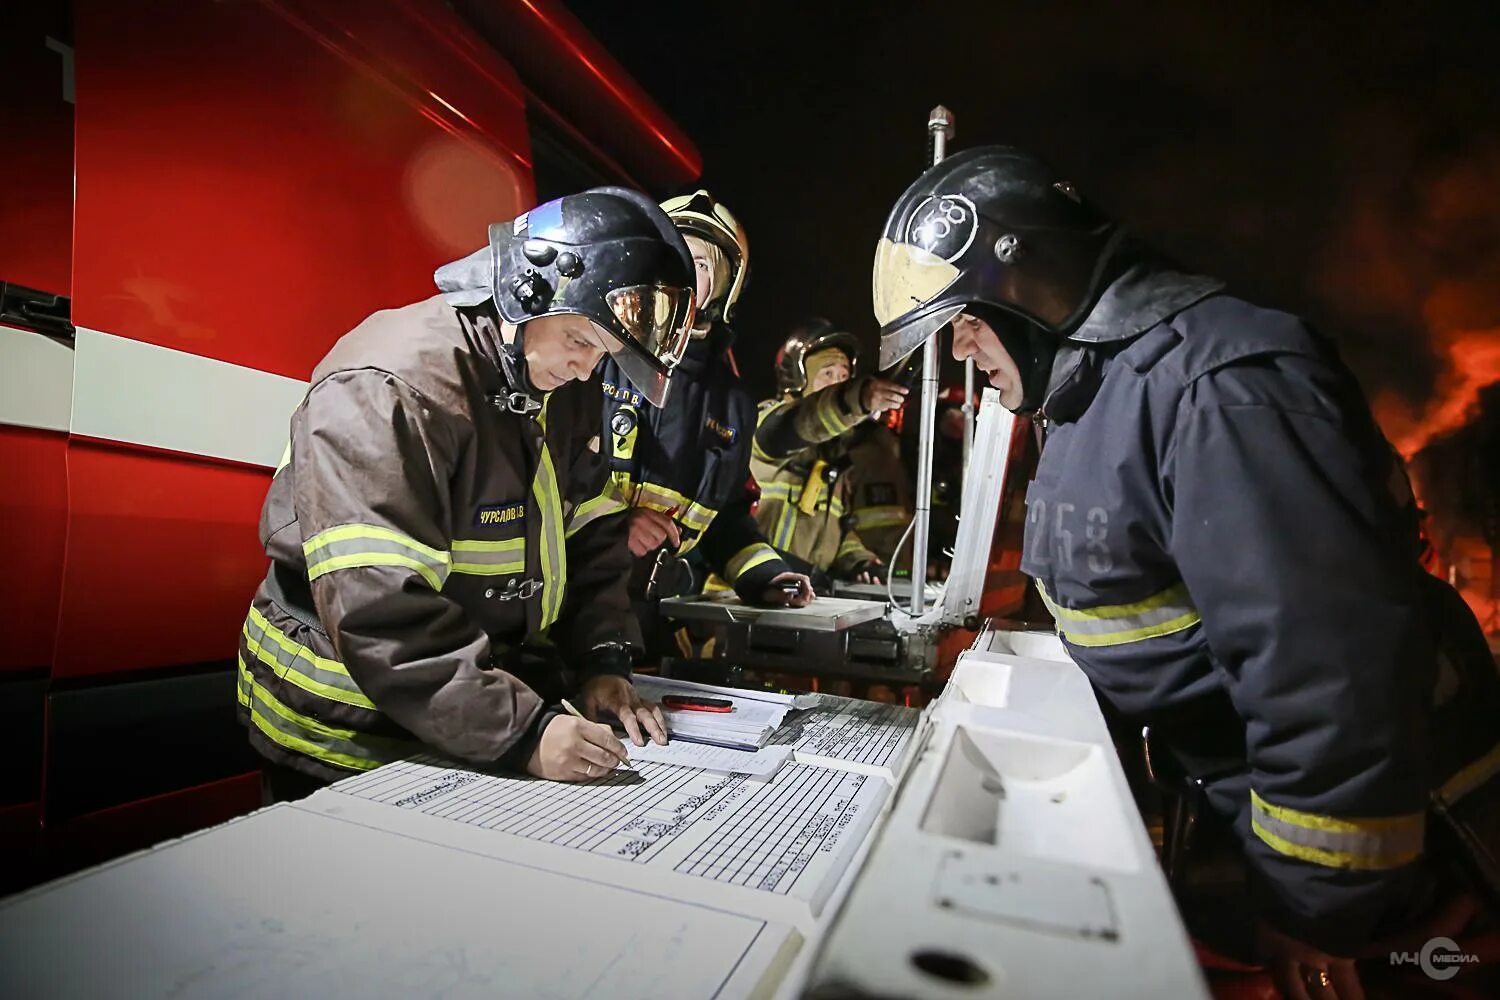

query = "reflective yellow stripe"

[
  {"left": 243, "top": 606, "right": 376, "bottom": 710},
  {"left": 303, "top": 524, "right": 447, "bottom": 563},
  {"left": 276, "top": 442, "right": 292, "bottom": 475},
  {"left": 236, "top": 653, "right": 252, "bottom": 707},
  {"left": 853, "top": 505, "right": 907, "bottom": 530},
  {"left": 535, "top": 398, "right": 568, "bottom": 629},
  {"left": 237, "top": 656, "right": 401, "bottom": 772},
  {"left": 566, "top": 475, "right": 719, "bottom": 541},
  {"left": 1250, "top": 789, "right": 1424, "bottom": 870},
  {"left": 450, "top": 537, "right": 525, "bottom": 576},
  {"left": 752, "top": 402, "right": 789, "bottom": 464},
  {"left": 302, "top": 523, "right": 451, "bottom": 591},
  {"left": 806, "top": 388, "right": 861, "bottom": 440},
  {"left": 726, "top": 543, "right": 779, "bottom": 582},
  {"left": 1036, "top": 581, "right": 1201, "bottom": 647},
  {"left": 836, "top": 533, "right": 868, "bottom": 559},
  {"left": 567, "top": 490, "right": 630, "bottom": 537},
  {"left": 626, "top": 480, "right": 718, "bottom": 532},
  {"left": 1440, "top": 740, "right": 1500, "bottom": 803},
  {"left": 812, "top": 391, "right": 846, "bottom": 439}
]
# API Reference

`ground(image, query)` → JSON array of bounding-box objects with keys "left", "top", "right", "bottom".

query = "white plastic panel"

[
  {"left": 0, "top": 323, "right": 74, "bottom": 432},
  {"left": 71, "top": 327, "right": 306, "bottom": 467}
]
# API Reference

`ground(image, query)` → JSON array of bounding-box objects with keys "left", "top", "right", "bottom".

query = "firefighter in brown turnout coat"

[
  {"left": 750, "top": 319, "right": 911, "bottom": 590},
  {"left": 239, "top": 189, "right": 696, "bottom": 796}
]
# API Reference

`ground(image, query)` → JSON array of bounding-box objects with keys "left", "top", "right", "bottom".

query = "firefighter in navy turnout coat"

[
  {"left": 875, "top": 147, "right": 1500, "bottom": 997},
  {"left": 240, "top": 189, "right": 692, "bottom": 795},
  {"left": 577, "top": 191, "right": 814, "bottom": 654}
]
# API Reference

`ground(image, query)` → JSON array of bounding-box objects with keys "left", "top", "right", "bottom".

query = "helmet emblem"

[{"left": 905, "top": 194, "right": 978, "bottom": 263}]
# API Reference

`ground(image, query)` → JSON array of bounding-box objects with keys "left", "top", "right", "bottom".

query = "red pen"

[{"left": 662, "top": 695, "right": 734, "bottom": 713}]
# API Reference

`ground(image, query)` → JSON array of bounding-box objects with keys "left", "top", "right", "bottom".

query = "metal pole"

[
  {"left": 911, "top": 104, "right": 953, "bottom": 615},
  {"left": 962, "top": 360, "right": 975, "bottom": 475}
]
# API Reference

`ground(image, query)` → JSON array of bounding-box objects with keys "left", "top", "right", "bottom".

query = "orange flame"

[{"left": 1376, "top": 329, "right": 1500, "bottom": 458}]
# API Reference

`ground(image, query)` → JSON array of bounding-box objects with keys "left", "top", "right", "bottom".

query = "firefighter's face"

[
  {"left": 523, "top": 315, "right": 611, "bottom": 390},
  {"left": 692, "top": 251, "right": 715, "bottom": 306},
  {"left": 952, "top": 313, "right": 1023, "bottom": 410},
  {"left": 807, "top": 354, "right": 852, "bottom": 393}
]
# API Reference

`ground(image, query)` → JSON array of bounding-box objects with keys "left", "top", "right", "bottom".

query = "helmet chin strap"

[{"left": 497, "top": 320, "right": 543, "bottom": 414}]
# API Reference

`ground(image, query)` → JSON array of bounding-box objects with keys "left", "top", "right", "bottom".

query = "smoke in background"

[{"left": 1319, "top": 134, "right": 1500, "bottom": 457}]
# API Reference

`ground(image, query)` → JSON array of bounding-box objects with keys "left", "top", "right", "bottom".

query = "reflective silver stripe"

[
  {"left": 1250, "top": 789, "right": 1424, "bottom": 870},
  {"left": 239, "top": 657, "right": 407, "bottom": 773},
  {"left": 451, "top": 538, "right": 525, "bottom": 576},
  {"left": 1037, "top": 581, "right": 1201, "bottom": 647},
  {"left": 242, "top": 606, "right": 377, "bottom": 710},
  {"left": 302, "top": 523, "right": 451, "bottom": 591},
  {"left": 535, "top": 399, "right": 568, "bottom": 628}
]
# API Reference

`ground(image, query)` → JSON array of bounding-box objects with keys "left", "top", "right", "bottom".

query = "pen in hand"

[{"left": 560, "top": 698, "right": 633, "bottom": 771}]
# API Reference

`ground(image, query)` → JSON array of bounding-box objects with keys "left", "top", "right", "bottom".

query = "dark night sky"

[{"left": 569, "top": 0, "right": 1500, "bottom": 454}]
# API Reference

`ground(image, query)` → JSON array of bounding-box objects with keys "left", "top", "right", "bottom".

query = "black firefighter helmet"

[
  {"left": 872, "top": 146, "right": 1122, "bottom": 412},
  {"left": 471, "top": 187, "right": 696, "bottom": 408},
  {"left": 776, "top": 317, "right": 861, "bottom": 397}
]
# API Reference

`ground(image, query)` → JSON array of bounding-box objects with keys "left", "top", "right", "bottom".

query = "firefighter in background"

[
  {"left": 750, "top": 319, "right": 910, "bottom": 590},
  {"left": 577, "top": 190, "right": 813, "bottom": 661},
  {"left": 874, "top": 146, "right": 1500, "bottom": 998},
  {"left": 240, "top": 188, "right": 690, "bottom": 800}
]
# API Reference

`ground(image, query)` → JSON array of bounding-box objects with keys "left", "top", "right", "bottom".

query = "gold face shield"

[
  {"left": 601, "top": 283, "right": 697, "bottom": 406},
  {"left": 872, "top": 238, "right": 963, "bottom": 369}
]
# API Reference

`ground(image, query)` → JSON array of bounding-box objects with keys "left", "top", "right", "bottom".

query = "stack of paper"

[
  {"left": 624, "top": 740, "right": 794, "bottom": 777},
  {"left": 632, "top": 674, "right": 814, "bottom": 749}
]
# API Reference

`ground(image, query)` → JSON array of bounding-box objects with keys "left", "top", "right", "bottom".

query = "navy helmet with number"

[{"left": 872, "top": 146, "right": 1120, "bottom": 372}]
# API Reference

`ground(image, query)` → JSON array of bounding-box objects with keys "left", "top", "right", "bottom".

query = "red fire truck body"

[{"left": 0, "top": 0, "right": 699, "bottom": 886}]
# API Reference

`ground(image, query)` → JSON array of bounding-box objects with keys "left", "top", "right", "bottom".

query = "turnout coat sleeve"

[
  {"left": 752, "top": 378, "right": 869, "bottom": 461},
  {"left": 1167, "top": 353, "right": 1433, "bottom": 954},
  {"left": 293, "top": 369, "right": 544, "bottom": 765},
  {"left": 697, "top": 473, "right": 791, "bottom": 603}
]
